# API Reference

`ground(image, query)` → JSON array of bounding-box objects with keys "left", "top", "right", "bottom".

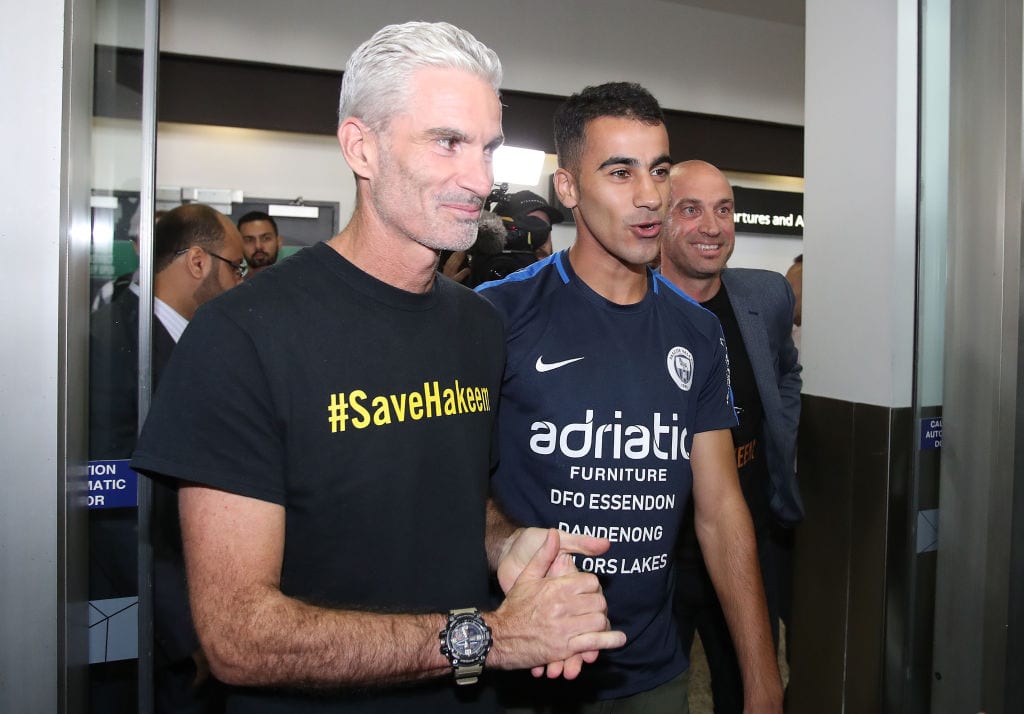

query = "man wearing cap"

[
  {"left": 450, "top": 190, "right": 565, "bottom": 287},
  {"left": 494, "top": 189, "right": 565, "bottom": 261}
]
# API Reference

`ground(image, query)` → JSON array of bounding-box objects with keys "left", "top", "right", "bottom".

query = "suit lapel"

[
  {"left": 152, "top": 321, "right": 177, "bottom": 389},
  {"left": 722, "top": 272, "right": 781, "bottom": 415}
]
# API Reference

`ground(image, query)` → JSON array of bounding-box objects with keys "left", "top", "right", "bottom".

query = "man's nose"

[
  {"left": 634, "top": 173, "right": 664, "bottom": 211},
  {"left": 699, "top": 208, "right": 721, "bottom": 235},
  {"left": 459, "top": 150, "right": 494, "bottom": 201}
]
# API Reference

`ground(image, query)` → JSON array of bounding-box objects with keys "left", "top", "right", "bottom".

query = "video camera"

[{"left": 486, "top": 183, "right": 553, "bottom": 253}]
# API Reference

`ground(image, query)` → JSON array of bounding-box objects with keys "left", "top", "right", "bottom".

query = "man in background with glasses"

[
  {"left": 89, "top": 202, "right": 244, "bottom": 713},
  {"left": 90, "top": 201, "right": 245, "bottom": 469}
]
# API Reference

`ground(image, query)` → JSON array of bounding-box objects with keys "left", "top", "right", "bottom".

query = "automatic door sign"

[
  {"left": 88, "top": 460, "right": 138, "bottom": 508},
  {"left": 919, "top": 417, "right": 943, "bottom": 451}
]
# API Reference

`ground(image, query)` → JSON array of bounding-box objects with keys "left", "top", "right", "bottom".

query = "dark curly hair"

[{"left": 553, "top": 82, "right": 665, "bottom": 174}]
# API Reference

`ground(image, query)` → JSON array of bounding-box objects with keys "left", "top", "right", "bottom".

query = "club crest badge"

[{"left": 667, "top": 346, "right": 694, "bottom": 391}]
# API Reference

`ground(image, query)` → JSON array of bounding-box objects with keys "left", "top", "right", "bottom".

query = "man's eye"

[
  {"left": 438, "top": 137, "right": 458, "bottom": 150},
  {"left": 610, "top": 169, "right": 630, "bottom": 178},
  {"left": 652, "top": 167, "right": 670, "bottom": 177}
]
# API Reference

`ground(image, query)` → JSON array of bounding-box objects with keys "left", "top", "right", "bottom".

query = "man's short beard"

[
  {"left": 372, "top": 132, "right": 483, "bottom": 252},
  {"left": 667, "top": 253, "right": 716, "bottom": 281},
  {"left": 249, "top": 251, "right": 277, "bottom": 268},
  {"left": 193, "top": 265, "right": 224, "bottom": 306},
  {"left": 414, "top": 218, "right": 479, "bottom": 252}
]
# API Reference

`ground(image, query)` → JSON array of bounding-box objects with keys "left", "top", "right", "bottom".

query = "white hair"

[{"left": 338, "top": 21, "right": 503, "bottom": 130}]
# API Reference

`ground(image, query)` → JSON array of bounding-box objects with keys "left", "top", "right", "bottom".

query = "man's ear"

[
  {"left": 182, "top": 245, "right": 207, "bottom": 280},
  {"left": 337, "top": 117, "right": 377, "bottom": 180},
  {"left": 553, "top": 168, "right": 579, "bottom": 209}
]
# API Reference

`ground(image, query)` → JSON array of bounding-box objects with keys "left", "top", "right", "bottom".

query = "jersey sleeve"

[
  {"left": 693, "top": 327, "right": 739, "bottom": 434},
  {"left": 130, "top": 303, "right": 287, "bottom": 505}
]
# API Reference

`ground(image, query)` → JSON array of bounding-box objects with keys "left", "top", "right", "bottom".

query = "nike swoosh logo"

[{"left": 535, "top": 356, "right": 585, "bottom": 373}]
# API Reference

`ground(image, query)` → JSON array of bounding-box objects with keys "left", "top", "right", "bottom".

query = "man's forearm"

[
  {"left": 183, "top": 487, "right": 623, "bottom": 690},
  {"left": 196, "top": 584, "right": 451, "bottom": 688},
  {"left": 697, "top": 499, "right": 782, "bottom": 709},
  {"left": 485, "top": 497, "right": 522, "bottom": 571},
  {"left": 196, "top": 550, "right": 621, "bottom": 688}
]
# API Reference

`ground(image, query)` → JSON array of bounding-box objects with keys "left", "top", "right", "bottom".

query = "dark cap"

[{"left": 496, "top": 190, "right": 565, "bottom": 224}]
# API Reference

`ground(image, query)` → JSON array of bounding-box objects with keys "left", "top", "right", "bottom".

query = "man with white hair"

[{"left": 132, "top": 21, "right": 623, "bottom": 714}]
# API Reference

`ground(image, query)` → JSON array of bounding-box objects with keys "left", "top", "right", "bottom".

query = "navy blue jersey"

[{"left": 477, "top": 251, "right": 736, "bottom": 700}]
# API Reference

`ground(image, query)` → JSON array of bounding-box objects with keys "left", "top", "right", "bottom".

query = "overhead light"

[
  {"left": 269, "top": 204, "right": 320, "bottom": 219},
  {"left": 90, "top": 196, "right": 119, "bottom": 209},
  {"left": 181, "top": 187, "right": 243, "bottom": 204},
  {"left": 493, "top": 145, "right": 545, "bottom": 186}
]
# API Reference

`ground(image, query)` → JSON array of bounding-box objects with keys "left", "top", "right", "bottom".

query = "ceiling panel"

[{"left": 658, "top": 0, "right": 804, "bottom": 27}]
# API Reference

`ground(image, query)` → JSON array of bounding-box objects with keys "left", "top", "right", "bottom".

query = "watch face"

[{"left": 449, "top": 619, "right": 488, "bottom": 658}]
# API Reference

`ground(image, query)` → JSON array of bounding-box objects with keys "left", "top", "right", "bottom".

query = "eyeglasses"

[{"left": 175, "top": 248, "right": 248, "bottom": 279}]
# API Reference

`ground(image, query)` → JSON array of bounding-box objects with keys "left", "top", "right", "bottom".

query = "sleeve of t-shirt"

[
  {"left": 130, "top": 302, "right": 287, "bottom": 505},
  {"left": 693, "top": 326, "right": 739, "bottom": 434}
]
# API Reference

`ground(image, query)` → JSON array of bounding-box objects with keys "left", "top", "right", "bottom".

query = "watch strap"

[
  {"left": 454, "top": 663, "right": 483, "bottom": 685},
  {"left": 440, "top": 607, "right": 490, "bottom": 686}
]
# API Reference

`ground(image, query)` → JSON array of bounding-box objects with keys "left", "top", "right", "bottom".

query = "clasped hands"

[{"left": 492, "top": 527, "right": 626, "bottom": 680}]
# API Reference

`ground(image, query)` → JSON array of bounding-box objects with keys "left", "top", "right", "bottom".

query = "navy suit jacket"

[
  {"left": 89, "top": 288, "right": 176, "bottom": 460},
  {"left": 720, "top": 268, "right": 804, "bottom": 525},
  {"left": 89, "top": 288, "right": 199, "bottom": 664}
]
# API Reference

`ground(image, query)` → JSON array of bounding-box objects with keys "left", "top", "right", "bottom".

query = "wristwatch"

[{"left": 438, "top": 607, "right": 492, "bottom": 685}]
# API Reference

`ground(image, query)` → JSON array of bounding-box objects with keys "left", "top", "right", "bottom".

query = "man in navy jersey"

[
  {"left": 477, "top": 84, "right": 783, "bottom": 712},
  {"left": 661, "top": 160, "right": 802, "bottom": 713},
  {"left": 130, "top": 22, "right": 624, "bottom": 714}
]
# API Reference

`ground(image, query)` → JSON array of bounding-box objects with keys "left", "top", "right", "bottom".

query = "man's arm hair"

[
  {"left": 690, "top": 429, "right": 783, "bottom": 713},
  {"left": 485, "top": 496, "right": 522, "bottom": 572},
  {"left": 181, "top": 485, "right": 625, "bottom": 688},
  {"left": 180, "top": 485, "right": 449, "bottom": 687}
]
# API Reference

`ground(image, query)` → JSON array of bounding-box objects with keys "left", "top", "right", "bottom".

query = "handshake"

[{"left": 484, "top": 524, "right": 627, "bottom": 680}]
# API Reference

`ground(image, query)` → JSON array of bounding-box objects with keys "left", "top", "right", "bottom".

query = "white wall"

[
  {"left": 802, "top": 0, "right": 917, "bottom": 407},
  {"left": 158, "top": 0, "right": 804, "bottom": 125},
  {"left": 156, "top": 123, "right": 354, "bottom": 213},
  {"left": 729, "top": 234, "right": 802, "bottom": 277}
]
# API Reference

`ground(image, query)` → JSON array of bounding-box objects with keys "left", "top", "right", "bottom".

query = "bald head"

[
  {"left": 153, "top": 204, "right": 229, "bottom": 273},
  {"left": 661, "top": 160, "right": 736, "bottom": 301},
  {"left": 669, "top": 160, "right": 733, "bottom": 201},
  {"left": 152, "top": 204, "right": 245, "bottom": 320}
]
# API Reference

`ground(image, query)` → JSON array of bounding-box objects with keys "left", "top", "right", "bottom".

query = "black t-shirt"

[
  {"left": 677, "top": 283, "right": 771, "bottom": 565},
  {"left": 132, "top": 242, "right": 505, "bottom": 713}
]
